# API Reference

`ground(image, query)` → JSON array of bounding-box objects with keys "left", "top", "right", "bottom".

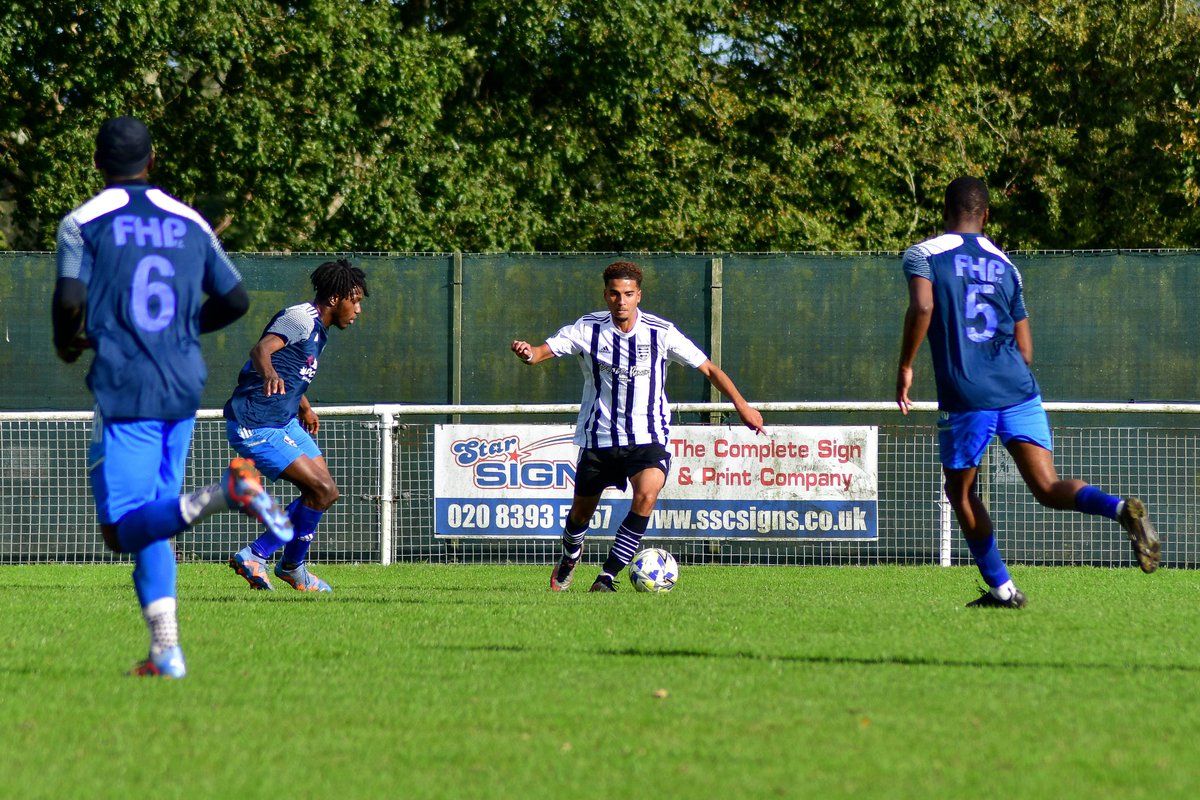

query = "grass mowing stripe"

[{"left": 0, "top": 563, "right": 1197, "bottom": 799}]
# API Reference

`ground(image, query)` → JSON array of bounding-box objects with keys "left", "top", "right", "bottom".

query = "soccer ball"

[{"left": 628, "top": 548, "right": 678, "bottom": 593}]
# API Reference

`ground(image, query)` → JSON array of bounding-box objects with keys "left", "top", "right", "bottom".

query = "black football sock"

[
  {"left": 601, "top": 511, "right": 649, "bottom": 575},
  {"left": 561, "top": 516, "right": 589, "bottom": 559}
]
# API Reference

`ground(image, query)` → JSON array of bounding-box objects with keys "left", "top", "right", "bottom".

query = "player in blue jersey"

[
  {"left": 53, "top": 116, "right": 294, "bottom": 678},
  {"left": 224, "top": 259, "right": 368, "bottom": 593},
  {"left": 512, "top": 260, "right": 764, "bottom": 592},
  {"left": 896, "top": 176, "right": 1160, "bottom": 608}
]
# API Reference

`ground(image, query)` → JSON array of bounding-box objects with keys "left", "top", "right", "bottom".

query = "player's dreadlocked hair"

[
  {"left": 311, "top": 259, "right": 369, "bottom": 304},
  {"left": 944, "top": 176, "right": 990, "bottom": 219},
  {"left": 603, "top": 260, "right": 643, "bottom": 287}
]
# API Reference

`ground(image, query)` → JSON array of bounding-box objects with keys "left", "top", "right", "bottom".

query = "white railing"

[{"left": 2, "top": 402, "right": 1197, "bottom": 568}]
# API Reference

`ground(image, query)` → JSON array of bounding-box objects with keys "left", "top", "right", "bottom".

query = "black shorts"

[{"left": 573, "top": 444, "right": 672, "bottom": 497}]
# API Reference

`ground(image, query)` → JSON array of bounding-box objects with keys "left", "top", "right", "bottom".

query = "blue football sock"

[
  {"left": 1075, "top": 485, "right": 1121, "bottom": 520},
  {"left": 249, "top": 498, "right": 300, "bottom": 559},
  {"left": 132, "top": 539, "right": 177, "bottom": 608},
  {"left": 117, "top": 498, "right": 188, "bottom": 553},
  {"left": 281, "top": 502, "right": 324, "bottom": 566},
  {"left": 249, "top": 531, "right": 288, "bottom": 560},
  {"left": 965, "top": 534, "right": 1010, "bottom": 589}
]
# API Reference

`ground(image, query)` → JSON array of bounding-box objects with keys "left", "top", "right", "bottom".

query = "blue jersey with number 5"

[
  {"left": 56, "top": 183, "right": 243, "bottom": 419},
  {"left": 902, "top": 232, "right": 1038, "bottom": 411}
]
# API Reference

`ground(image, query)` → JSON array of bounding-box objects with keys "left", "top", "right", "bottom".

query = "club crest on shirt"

[
  {"left": 637, "top": 344, "right": 650, "bottom": 361},
  {"left": 299, "top": 355, "right": 318, "bottom": 383}
]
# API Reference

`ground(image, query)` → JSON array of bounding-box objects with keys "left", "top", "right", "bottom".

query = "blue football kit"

[
  {"left": 903, "top": 232, "right": 1050, "bottom": 469},
  {"left": 901, "top": 225, "right": 1154, "bottom": 595},
  {"left": 57, "top": 184, "right": 244, "bottom": 421},
  {"left": 56, "top": 181, "right": 245, "bottom": 614},
  {"left": 224, "top": 303, "right": 328, "bottom": 480},
  {"left": 57, "top": 183, "right": 243, "bottom": 524}
]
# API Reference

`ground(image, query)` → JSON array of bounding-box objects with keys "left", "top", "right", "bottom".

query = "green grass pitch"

[{"left": 2, "top": 563, "right": 1198, "bottom": 799}]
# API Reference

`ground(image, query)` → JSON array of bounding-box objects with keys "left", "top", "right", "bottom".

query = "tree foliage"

[{"left": 2, "top": 0, "right": 1198, "bottom": 252}]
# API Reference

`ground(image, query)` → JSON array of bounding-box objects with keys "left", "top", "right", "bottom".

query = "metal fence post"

[
  {"left": 708, "top": 257, "right": 723, "bottom": 425},
  {"left": 451, "top": 252, "right": 464, "bottom": 425},
  {"left": 939, "top": 487, "right": 952, "bottom": 567},
  {"left": 379, "top": 407, "right": 395, "bottom": 566}
]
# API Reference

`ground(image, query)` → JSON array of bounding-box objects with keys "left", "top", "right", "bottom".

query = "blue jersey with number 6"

[
  {"left": 56, "top": 183, "right": 244, "bottom": 420},
  {"left": 902, "top": 232, "right": 1038, "bottom": 411}
]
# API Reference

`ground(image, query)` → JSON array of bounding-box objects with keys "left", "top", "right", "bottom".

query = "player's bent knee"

[
  {"left": 308, "top": 480, "right": 339, "bottom": 510},
  {"left": 1028, "top": 487, "right": 1053, "bottom": 506},
  {"left": 100, "top": 524, "right": 124, "bottom": 553},
  {"left": 631, "top": 493, "right": 661, "bottom": 515}
]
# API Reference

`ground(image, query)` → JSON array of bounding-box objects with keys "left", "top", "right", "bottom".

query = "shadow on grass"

[
  {"left": 187, "top": 592, "right": 499, "bottom": 605},
  {"left": 445, "top": 643, "right": 1200, "bottom": 673}
]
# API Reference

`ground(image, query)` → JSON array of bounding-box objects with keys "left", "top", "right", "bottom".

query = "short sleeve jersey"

[
  {"left": 545, "top": 309, "right": 708, "bottom": 448},
  {"left": 223, "top": 303, "right": 328, "bottom": 428},
  {"left": 55, "top": 183, "right": 243, "bottom": 420},
  {"left": 902, "top": 232, "right": 1038, "bottom": 411}
]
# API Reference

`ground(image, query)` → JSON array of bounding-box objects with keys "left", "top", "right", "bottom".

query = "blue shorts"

[
  {"left": 937, "top": 394, "right": 1053, "bottom": 470},
  {"left": 88, "top": 413, "right": 196, "bottom": 525},
  {"left": 226, "top": 417, "right": 321, "bottom": 481}
]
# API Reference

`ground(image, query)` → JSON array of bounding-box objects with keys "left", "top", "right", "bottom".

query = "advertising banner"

[{"left": 433, "top": 424, "right": 878, "bottom": 540}]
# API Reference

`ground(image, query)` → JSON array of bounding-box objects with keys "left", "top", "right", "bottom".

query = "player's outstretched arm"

[
  {"left": 896, "top": 276, "right": 933, "bottom": 415},
  {"left": 511, "top": 340, "right": 554, "bottom": 365},
  {"left": 697, "top": 360, "right": 765, "bottom": 434}
]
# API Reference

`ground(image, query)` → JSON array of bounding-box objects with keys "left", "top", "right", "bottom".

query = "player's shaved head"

[{"left": 944, "top": 176, "right": 989, "bottom": 219}]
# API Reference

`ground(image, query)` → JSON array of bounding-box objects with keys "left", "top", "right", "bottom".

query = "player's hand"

[
  {"left": 739, "top": 406, "right": 767, "bottom": 435},
  {"left": 55, "top": 334, "right": 92, "bottom": 364},
  {"left": 55, "top": 338, "right": 89, "bottom": 363},
  {"left": 300, "top": 406, "right": 319, "bottom": 434},
  {"left": 56, "top": 345, "right": 83, "bottom": 363},
  {"left": 263, "top": 375, "right": 286, "bottom": 397},
  {"left": 896, "top": 366, "right": 914, "bottom": 415},
  {"left": 511, "top": 340, "right": 534, "bottom": 363}
]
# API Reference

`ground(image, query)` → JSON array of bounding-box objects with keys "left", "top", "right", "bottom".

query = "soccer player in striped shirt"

[
  {"left": 896, "top": 176, "right": 1160, "bottom": 609},
  {"left": 512, "top": 260, "right": 765, "bottom": 592},
  {"left": 53, "top": 117, "right": 293, "bottom": 678}
]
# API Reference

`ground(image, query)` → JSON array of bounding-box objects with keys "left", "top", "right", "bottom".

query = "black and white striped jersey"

[{"left": 546, "top": 309, "right": 708, "bottom": 448}]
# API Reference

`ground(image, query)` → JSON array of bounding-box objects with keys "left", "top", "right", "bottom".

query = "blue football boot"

[
  {"left": 223, "top": 458, "right": 294, "bottom": 543},
  {"left": 274, "top": 561, "right": 332, "bottom": 593},
  {"left": 129, "top": 645, "right": 187, "bottom": 679}
]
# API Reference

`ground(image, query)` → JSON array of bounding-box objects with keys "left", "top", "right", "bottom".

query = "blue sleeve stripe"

[{"left": 207, "top": 230, "right": 242, "bottom": 282}]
